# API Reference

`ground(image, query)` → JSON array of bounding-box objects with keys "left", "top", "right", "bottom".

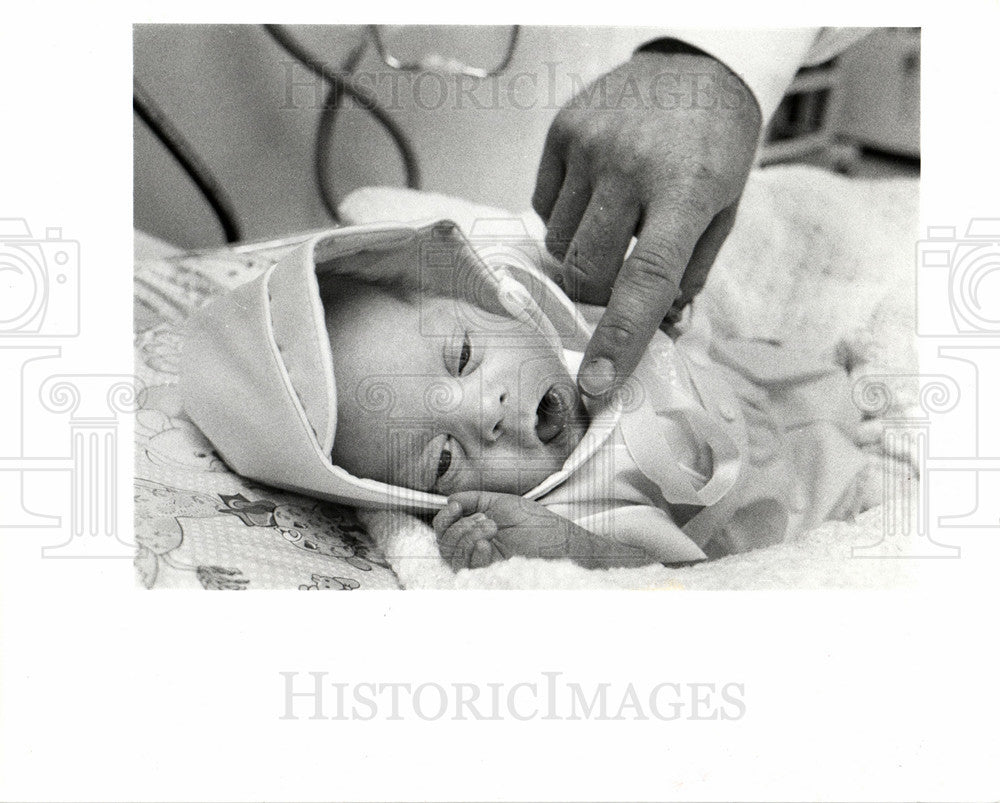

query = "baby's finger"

[
  {"left": 451, "top": 529, "right": 485, "bottom": 572},
  {"left": 438, "top": 515, "right": 497, "bottom": 567},
  {"left": 445, "top": 491, "right": 493, "bottom": 518},
  {"left": 432, "top": 498, "right": 465, "bottom": 537},
  {"left": 854, "top": 419, "right": 885, "bottom": 447},
  {"left": 437, "top": 516, "right": 479, "bottom": 556},
  {"left": 469, "top": 539, "right": 500, "bottom": 569}
]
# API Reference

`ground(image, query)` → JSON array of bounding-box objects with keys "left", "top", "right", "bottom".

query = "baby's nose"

[
  {"left": 479, "top": 386, "right": 508, "bottom": 444},
  {"left": 479, "top": 380, "right": 540, "bottom": 447}
]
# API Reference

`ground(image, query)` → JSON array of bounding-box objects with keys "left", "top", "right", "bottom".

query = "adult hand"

[{"left": 532, "top": 48, "right": 762, "bottom": 399}]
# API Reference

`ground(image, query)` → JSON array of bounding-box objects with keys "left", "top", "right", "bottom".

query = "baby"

[
  {"left": 319, "top": 274, "right": 654, "bottom": 570},
  {"left": 181, "top": 220, "right": 868, "bottom": 572}
]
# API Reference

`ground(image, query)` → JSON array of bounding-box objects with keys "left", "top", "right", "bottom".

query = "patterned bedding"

[{"left": 134, "top": 238, "right": 401, "bottom": 590}]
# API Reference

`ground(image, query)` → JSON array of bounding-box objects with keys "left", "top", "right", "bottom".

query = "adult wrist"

[
  {"left": 639, "top": 30, "right": 820, "bottom": 122},
  {"left": 631, "top": 38, "right": 763, "bottom": 127}
]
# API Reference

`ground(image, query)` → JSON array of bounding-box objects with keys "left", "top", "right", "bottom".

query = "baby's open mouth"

[{"left": 534, "top": 382, "right": 576, "bottom": 445}]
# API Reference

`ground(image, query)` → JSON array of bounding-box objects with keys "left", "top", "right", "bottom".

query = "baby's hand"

[
  {"left": 433, "top": 508, "right": 504, "bottom": 571},
  {"left": 432, "top": 491, "right": 576, "bottom": 571}
]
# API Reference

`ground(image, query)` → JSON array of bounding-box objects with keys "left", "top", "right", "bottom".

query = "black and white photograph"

[
  {"left": 133, "top": 25, "right": 923, "bottom": 590},
  {"left": 2, "top": 5, "right": 999, "bottom": 801}
]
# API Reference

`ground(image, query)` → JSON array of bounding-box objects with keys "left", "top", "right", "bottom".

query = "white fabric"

[{"left": 659, "top": 28, "right": 872, "bottom": 121}]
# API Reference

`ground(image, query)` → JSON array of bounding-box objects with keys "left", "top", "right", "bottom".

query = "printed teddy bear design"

[
  {"left": 269, "top": 501, "right": 384, "bottom": 571},
  {"left": 201, "top": 491, "right": 385, "bottom": 571},
  {"left": 136, "top": 408, "right": 228, "bottom": 472},
  {"left": 137, "top": 326, "right": 184, "bottom": 376},
  {"left": 134, "top": 479, "right": 383, "bottom": 589},
  {"left": 134, "top": 479, "right": 250, "bottom": 588},
  {"left": 135, "top": 479, "right": 223, "bottom": 556},
  {"left": 298, "top": 573, "right": 361, "bottom": 591}
]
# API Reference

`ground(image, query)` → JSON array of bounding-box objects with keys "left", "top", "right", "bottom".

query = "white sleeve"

[
  {"left": 803, "top": 28, "right": 875, "bottom": 67},
  {"left": 574, "top": 505, "right": 708, "bottom": 564},
  {"left": 654, "top": 28, "right": 872, "bottom": 122}
]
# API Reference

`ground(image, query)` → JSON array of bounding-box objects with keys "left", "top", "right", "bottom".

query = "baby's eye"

[
  {"left": 445, "top": 328, "right": 480, "bottom": 379},
  {"left": 436, "top": 448, "right": 452, "bottom": 479},
  {"left": 458, "top": 334, "right": 472, "bottom": 375},
  {"left": 433, "top": 437, "right": 454, "bottom": 489}
]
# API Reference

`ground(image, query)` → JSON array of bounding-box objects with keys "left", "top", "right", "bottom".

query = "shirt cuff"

[{"left": 650, "top": 28, "right": 821, "bottom": 122}]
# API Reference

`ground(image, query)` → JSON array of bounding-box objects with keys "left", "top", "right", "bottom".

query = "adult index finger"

[{"left": 577, "top": 202, "right": 708, "bottom": 399}]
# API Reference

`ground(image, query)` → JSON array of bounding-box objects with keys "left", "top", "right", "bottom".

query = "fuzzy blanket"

[{"left": 341, "top": 165, "right": 922, "bottom": 589}]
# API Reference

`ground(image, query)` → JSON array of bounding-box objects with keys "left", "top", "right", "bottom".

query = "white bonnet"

[{"left": 180, "top": 219, "right": 590, "bottom": 511}]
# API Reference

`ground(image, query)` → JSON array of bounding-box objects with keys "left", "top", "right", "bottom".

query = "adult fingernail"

[{"left": 579, "top": 358, "right": 616, "bottom": 398}]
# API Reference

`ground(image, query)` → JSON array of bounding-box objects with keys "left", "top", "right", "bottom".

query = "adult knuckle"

[
  {"left": 675, "top": 157, "right": 730, "bottom": 205},
  {"left": 609, "top": 131, "right": 650, "bottom": 176},
  {"left": 573, "top": 129, "right": 606, "bottom": 162},
  {"left": 601, "top": 318, "right": 638, "bottom": 347},
  {"left": 628, "top": 240, "right": 685, "bottom": 287}
]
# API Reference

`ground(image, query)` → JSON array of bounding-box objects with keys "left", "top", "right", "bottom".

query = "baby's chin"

[
  {"left": 534, "top": 373, "right": 590, "bottom": 456},
  {"left": 455, "top": 450, "right": 570, "bottom": 496},
  {"left": 559, "top": 380, "right": 592, "bottom": 452}
]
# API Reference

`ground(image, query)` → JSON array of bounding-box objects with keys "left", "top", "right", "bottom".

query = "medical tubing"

[
  {"left": 314, "top": 37, "right": 369, "bottom": 221},
  {"left": 132, "top": 78, "right": 243, "bottom": 244},
  {"left": 315, "top": 82, "right": 345, "bottom": 220},
  {"left": 262, "top": 24, "right": 422, "bottom": 216}
]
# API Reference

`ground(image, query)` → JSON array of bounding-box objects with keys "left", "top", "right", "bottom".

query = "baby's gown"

[{"left": 538, "top": 326, "right": 867, "bottom": 563}]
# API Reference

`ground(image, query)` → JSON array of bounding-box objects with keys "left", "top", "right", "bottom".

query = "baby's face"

[{"left": 327, "top": 283, "right": 589, "bottom": 495}]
